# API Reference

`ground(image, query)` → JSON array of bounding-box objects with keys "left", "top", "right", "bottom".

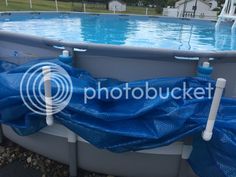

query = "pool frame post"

[
  {"left": 145, "top": 8, "right": 148, "bottom": 15},
  {"left": 68, "top": 130, "right": 78, "bottom": 177},
  {"left": 83, "top": 3, "right": 86, "bottom": 13},
  {"left": 29, "top": 0, "right": 32, "bottom": 9},
  {"left": 55, "top": 0, "right": 59, "bottom": 12},
  {"left": 69, "top": 49, "right": 78, "bottom": 177}
]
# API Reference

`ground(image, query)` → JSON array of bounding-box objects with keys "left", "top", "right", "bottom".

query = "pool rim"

[{"left": 1, "top": 30, "right": 236, "bottom": 63}]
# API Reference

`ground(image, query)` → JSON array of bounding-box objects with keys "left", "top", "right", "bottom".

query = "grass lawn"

[{"left": 0, "top": 0, "right": 159, "bottom": 15}]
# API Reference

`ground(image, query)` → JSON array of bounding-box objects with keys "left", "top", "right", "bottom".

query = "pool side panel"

[
  {"left": 2, "top": 125, "right": 191, "bottom": 177},
  {"left": 75, "top": 54, "right": 197, "bottom": 81}
]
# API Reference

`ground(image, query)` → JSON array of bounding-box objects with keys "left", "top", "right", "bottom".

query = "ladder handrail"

[{"left": 216, "top": 0, "right": 236, "bottom": 34}]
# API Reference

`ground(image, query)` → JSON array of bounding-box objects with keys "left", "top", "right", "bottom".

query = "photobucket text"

[{"left": 84, "top": 82, "right": 214, "bottom": 104}]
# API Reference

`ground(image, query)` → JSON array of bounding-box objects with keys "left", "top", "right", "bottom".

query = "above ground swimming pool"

[
  {"left": 0, "top": 12, "right": 235, "bottom": 51},
  {"left": 1, "top": 11, "right": 236, "bottom": 177}
]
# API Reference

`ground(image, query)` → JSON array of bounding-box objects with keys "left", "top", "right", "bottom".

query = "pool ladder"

[{"left": 215, "top": 0, "right": 236, "bottom": 33}]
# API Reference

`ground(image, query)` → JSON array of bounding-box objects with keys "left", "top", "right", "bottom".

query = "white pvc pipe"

[
  {"left": 29, "top": 0, "right": 32, "bottom": 9},
  {"left": 42, "top": 66, "right": 54, "bottom": 126},
  {"left": 202, "top": 78, "right": 226, "bottom": 141},
  {"left": 5, "top": 0, "right": 8, "bottom": 7},
  {"left": 55, "top": 0, "right": 58, "bottom": 12}
]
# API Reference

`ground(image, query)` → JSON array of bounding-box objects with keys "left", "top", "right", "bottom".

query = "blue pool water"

[{"left": 0, "top": 13, "right": 234, "bottom": 51}]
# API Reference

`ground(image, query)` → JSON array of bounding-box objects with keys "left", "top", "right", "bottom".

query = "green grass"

[{"left": 0, "top": 0, "right": 159, "bottom": 15}]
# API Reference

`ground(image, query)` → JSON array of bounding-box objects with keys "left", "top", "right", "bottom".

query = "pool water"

[{"left": 0, "top": 13, "right": 234, "bottom": 51}]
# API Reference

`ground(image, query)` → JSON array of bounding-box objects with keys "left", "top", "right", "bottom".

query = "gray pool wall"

[{"left": 0, "top": 29, "right": 236, "bottom": 97}]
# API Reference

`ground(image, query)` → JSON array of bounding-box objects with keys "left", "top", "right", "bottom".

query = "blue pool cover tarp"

[{"left": 0, "top": 59, "right": 236, "bottom": 177}]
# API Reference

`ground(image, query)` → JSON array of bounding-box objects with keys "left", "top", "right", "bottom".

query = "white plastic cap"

[
  {"left": 216, "top": 78, "right": 226, "bottom": 89},
  {"left": 202, "top": 62, "right": 210, "bottom": 68},
  {"left": 42, "top": 66, "right": 51, "bottom": 75},
  {"left": 202, "top": 130, "right": 213, "bottom": 141},
  {"left": 62, "top": 50, "right": 69, "bottom": 57}
]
